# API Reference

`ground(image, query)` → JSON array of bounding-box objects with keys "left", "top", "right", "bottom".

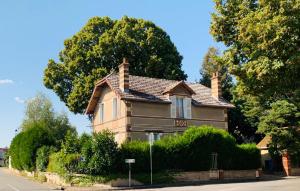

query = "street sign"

[
  {"left": 125, "top": 159, "right": 135, "bottom": 187},
  {"left": 125, "top": 159, "right": 135, "bottom": 163}
]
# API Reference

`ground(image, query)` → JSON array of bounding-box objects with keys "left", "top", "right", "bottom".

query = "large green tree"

[
  {"left": 257, "top": 100, "right": 300, "bottom": 156},
  {"left": 210, "top": 0, "right": 300, "bottom": 147},
  {"left": 199, "top": 47, "right": 233, "bottom": 101},
  {"left": 44, "top": 16, "right": 187, "bottom": 114},
  {"left": 21, "top": 93, "right": 75, "bottom": 147},
  {"left": 199, "top": 47, "right": 258, "bottom": 143},
  {"left": 210, "top": 0, "right": 300, "bottom": 107}
]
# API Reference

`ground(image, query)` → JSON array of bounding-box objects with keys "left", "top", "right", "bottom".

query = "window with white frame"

[
  {"left": 147, "top": 132, "right": 161, "bottom": 142},
  {"left": 112, "top": 98, "right": 117, "bottom": 120},
  {"left": 99, "top": 103, "right": 104, "bottom": 123},
  {"left": 170, "top": 96, "right": 192, "bottom": 119},
  {"left": 176, "top": 97, "right": 184, "bottom": 118},
  {"left": 153, "top": 133, "right": 161, "bottom": 141}
]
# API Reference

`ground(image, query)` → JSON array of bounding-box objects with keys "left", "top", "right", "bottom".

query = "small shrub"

[
  {"left": 77, "top": 133, "right": 93, "bottom": 174},
  {"left": 47, "top": 152, "right": 66, "bottom": 175},
  {"left": 47, "top": 151, "right": 81, "bottom": 175},
  {"left": 85, "top": 131, "right": 118, "bottom": 175},
  {"left": 64, "top": 153, "right": 81, "bottom": 173},
  {"left": 36, "top": 146, "right": 56, "bottom": 172}
]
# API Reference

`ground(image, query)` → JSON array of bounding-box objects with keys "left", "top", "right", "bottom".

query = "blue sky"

[{"left": 0, "top": 0, "right": 223, "bottom": 148}]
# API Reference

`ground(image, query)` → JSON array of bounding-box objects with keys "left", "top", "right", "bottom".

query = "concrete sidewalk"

[{"left": 64, "top": 175, "right": 299, "bottom": 191}]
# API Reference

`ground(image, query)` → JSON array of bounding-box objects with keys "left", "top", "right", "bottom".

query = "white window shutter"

[
  {"left": 184, "top": 98, "right": 192, "bottom": 119},
  {"left": 99, "top": 103, "right": 103, "bottom": 123},
  {"left": 170, "top": 96, "right": 176, "bottom": 118},
  {"left": 117, "top": 98, "right": 121, "bottom": 117},
  {"left": 112, "top": 98, "right": 117, "bottom": 119}
]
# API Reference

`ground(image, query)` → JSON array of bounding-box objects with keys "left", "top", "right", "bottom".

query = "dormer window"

[
  {"left": 176, "top": 97, "right": 184, "bottom": 118},
  {"left": 170, "top": 96, "right": 192, "bottom": 119}
]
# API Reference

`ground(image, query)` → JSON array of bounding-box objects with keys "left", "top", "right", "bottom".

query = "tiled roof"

[{"left": 86, "top": 73, "right": 234, "bottom": 114}]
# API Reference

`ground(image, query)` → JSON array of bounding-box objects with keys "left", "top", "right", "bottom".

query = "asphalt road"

[
  {"left": 1, "top": 167, "right": 300, "bottom": 191},
  {"left": 0, "top": 168, "right": 54, "bottom": 191},
  {"left": 128, "top": 177, "right": 300, "bottom": 191}
]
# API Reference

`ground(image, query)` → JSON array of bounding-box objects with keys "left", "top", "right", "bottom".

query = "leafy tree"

[
  {"left": 210, "top": 0, "right": 300, "bottom": 106},
  {"left": 44, "top": 16, "right": 187, "bottom": 114},
  {"left": 22, "top": 92, "right": 54, "bottom": 131},
  {"left": 257, "top": 100, "right": 300, "bottom": 156},
  {"left": 199, "top": 46, "right": 233, "bottom": 101},
  {"left": 229, "top": 91, "right": 261, "bottom": 143},
  {"left": 61, "top": 130, "right": 80, "bottom": 154},
  {"left": 199, "top": 47, "right": 258, "bottom": 143},
  {"left": 21, "top": 93, "right": 75, "bottom": 147},
  {"left": 210, "top": 0, "right": 300, "bottom": 146}
]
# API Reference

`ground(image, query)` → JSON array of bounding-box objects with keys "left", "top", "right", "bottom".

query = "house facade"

[{"left": 86, "top": 58, "right": 234, "bottom": 144}]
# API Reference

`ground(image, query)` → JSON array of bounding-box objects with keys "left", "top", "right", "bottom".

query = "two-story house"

[{"left": 85, "top": 58, "right": 234, "bottom": 144}]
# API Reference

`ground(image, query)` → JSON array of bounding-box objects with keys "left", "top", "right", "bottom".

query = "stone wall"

[
  {"left": 291, "top": 168, "right": 300, "bottom": 176},
  {"left": 174, "top": 171, "right": 210, "bottom": 182},
  {"left": 44, "top": 172, "right": 70, "bottom": 186},
  {"left": 222, "top": 170, "right": 258, "bottom": 180},
  {"left": 174, "top": 170, "right": 260, "bottom": 182},
  {"left": 9, "top": 168, "right": 262, "bottom": 187}
]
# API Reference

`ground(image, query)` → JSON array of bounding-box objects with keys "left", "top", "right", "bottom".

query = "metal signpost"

[
  {"left": 147, "top": 132, "right": 154, "bottom": 185},
  {"left": 125, "top": 159, "right": 135, "bottom": 187}
]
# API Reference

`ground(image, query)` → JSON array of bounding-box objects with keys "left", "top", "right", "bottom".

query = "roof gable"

[
  {"left": 85, "top": 78, "right": 118, "bottom": 114},
  {"left": 163, "top": 80, "right": 196, "bottom": 96}
]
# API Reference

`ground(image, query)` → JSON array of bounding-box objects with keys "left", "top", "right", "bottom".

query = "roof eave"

[
  {"left": 85, "top": 78, "right": 120, "bottom": 114},
  {"left": 193, "top": 102, "right": 235, "bottom": 109},
  {"left": 121, "top": 97, "right": 171, "bottom": 104}
]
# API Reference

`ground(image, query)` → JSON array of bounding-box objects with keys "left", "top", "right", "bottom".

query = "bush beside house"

[
  {"left": 9, "top": 125, "right": 54, "bottom": 171},
  {"left": 120, "top": 126, "right": 261, "bottom": 173},
  {"left": 9, "top": 125, "right": 261, "bottom": 185}
]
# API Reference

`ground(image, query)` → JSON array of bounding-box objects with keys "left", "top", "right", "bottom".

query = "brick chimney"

[
  {"left": 119, "top": 58, "right": 129, "bottom": 92},
  {"left": 211, "top": 72, "right": 222, "bottom": 99}
]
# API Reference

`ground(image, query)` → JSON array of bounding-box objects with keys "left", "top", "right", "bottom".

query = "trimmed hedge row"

[
  {"left": 12, "top": 125, "right": 260, "bottom": 175},
  {"left": 120, "top": 126, "right": 261, "bottom": 173},
  {"left": 9, "top": 124, "right": 54, "bottom": 171}
]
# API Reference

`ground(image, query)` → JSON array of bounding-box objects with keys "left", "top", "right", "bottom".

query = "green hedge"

[
  {"left": 120, "top": 126, "right": 261, "bottom": 173},
  {"left": 9, "top": 125, "right": 54, "bottom": 171},
  {"left": 232, "top": 143, "right": 261, "bottom": 170},
  {"left": 119, "top": 141, "right": 150, "bottom": 173}
]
